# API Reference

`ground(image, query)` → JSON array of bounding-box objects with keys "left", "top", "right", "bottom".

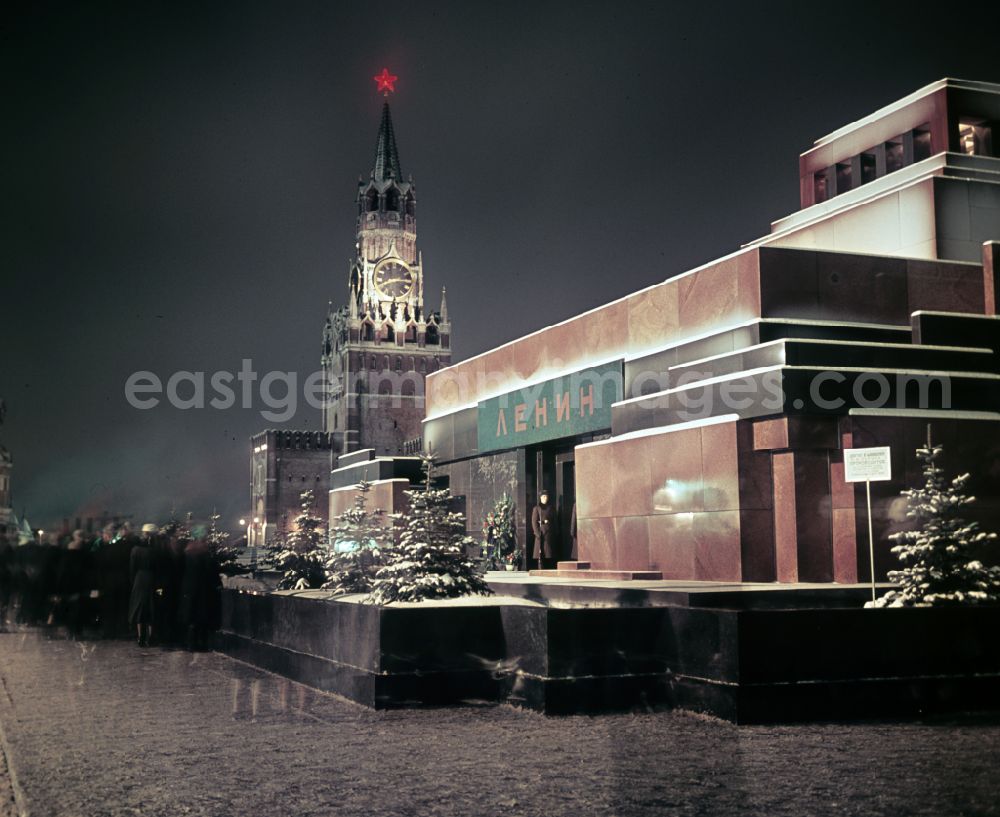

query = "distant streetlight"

[{"left": 239, "top": 518, "right": 246, "bottom": 526}]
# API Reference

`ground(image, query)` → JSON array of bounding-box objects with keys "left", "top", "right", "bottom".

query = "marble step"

[{"left": 529, "top": 568, "right": 663, "bottom": 581}]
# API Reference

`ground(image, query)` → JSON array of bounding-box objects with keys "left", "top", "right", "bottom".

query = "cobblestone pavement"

[{"left": 0, "top": 632, "right": 998, "bottom": 817}]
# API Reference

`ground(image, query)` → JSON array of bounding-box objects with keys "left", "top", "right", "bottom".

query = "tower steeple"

[
  {"left": 372, "top": 100, "right": 402, "bottom": 182},
  {"left": 321, "top": 71, "right": 451, "bottom": 454}
]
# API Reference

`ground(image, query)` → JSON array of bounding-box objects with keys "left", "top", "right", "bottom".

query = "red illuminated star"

[{"left": 374, "top": 68, "right": 398, "bottom": 95}]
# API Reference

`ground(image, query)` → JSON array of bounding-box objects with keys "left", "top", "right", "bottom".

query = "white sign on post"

[
  {"left": 843, "top": 446, "right": 892, "bottom": 483},
  {"left": 842, "top": 446, "right": 892, "bottom": 604}
]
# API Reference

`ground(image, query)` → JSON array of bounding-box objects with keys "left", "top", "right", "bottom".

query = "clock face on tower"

[{"left": 373, "top": 260, "right": 414, "bottom": 299}]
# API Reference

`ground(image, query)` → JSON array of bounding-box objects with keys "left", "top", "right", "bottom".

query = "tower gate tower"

[{"left": 322, "top": 70, "right": 451, "bottom": 455}]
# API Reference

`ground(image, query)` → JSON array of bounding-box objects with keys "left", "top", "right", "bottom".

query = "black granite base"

[{"left": 215, "top": 589, "right": 1000, "bottom": 722}]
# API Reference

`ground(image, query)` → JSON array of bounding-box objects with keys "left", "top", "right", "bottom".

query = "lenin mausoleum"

[
  {"left": 223, "top": 77, "right": 1000, "bottom": 719},
  {"left": 422, "top": 77, "right": 1000, "bottom": 584}
]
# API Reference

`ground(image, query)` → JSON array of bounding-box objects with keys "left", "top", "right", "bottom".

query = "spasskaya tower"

[{"left": 321, "top": 69, "right": 452, "bottom": 455}]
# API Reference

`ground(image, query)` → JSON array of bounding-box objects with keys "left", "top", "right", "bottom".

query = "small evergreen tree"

[
  {"left": 367, "top": 453, "right": 493, "bottom": 604},
  {"left": 160, "top": 507, "right": 192, "bottom": 540},
  {"left": 483, "top": 493, "right": 518, "bottom": 570},
  {"left": 871, "top": 433, "right": 1000, "bottom": 607},
  {"left": 275, "top": 490, "right": 328, "bottom": 590},
  {"left": 206, "top": 509, "right": 246, "bottom": 576},
  {"left": 323, "top": 480, "right": 387, "bottom": 595}
]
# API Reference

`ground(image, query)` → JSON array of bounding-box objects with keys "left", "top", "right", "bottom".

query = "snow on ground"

[{"left": 0, "top": 632, "right": 998, "bottom": 817}]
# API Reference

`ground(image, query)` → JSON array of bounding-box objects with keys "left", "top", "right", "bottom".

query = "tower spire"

[
  {"left": 372, "top": 100, "right": 402, "bottom": 182},
  {"left": 440, "top": 286, "right": 449, "bottom": 323}
]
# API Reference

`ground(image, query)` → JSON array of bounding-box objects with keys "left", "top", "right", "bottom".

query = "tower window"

[
  {"left": 405, "top": 193, "right": 415, "bottom": 217},
  {"left": 366, "top": 189, "right": 378, "bottom": 212},
  {"left": 959, "top": 117, "right": 994, "bottom": 157},
  {"left": 370, "top": 355, "right": 376, "bottom": 370},
  {"left": 385, "top": 188, "right": 399, "bottom": 212},
  {"left": 362, "top": 323, "right": 375, "bottom": 342},
  {"left": 860, "top": 152, "right": 877, "bottom": 184},
  {"left": 913, "top": 125, "right": 932, "bottom": 162},
  {"left": 813, "top": 170, "right": 829, "bottom": 204},
  {"left": 885, "top": 137, "right": 904, "bottom": 173},
  {"left": 835, "top": 161, "right": 852, "bottom": 195}
]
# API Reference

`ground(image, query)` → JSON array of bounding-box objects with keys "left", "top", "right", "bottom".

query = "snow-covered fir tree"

[
  {"left": 323, "top": 480, "right": 387, "bottom": 595},
  {"left": 160, "top": 508, "right": 192, "bottom": 540},
  {"left": 206, "top": 509, "right": 244, "bottom": 576},
  {"left": 483, "top": 493, "right": 518, "bottom": 570},
  {"left": 871, "top": 433, "right": 1000, "bottom": 607},
  {"left": 275, "top": 490, "right": 328, "bottom": 590},
  {"left": 367, "top": 453, "right": 493, "bottom": 604}
]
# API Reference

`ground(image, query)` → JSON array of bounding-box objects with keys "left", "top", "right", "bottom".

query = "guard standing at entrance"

[{"left": 531, "top": 491, "right": 557, "bottom": 569}]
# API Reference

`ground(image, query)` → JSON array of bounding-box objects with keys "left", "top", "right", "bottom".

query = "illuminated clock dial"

[{"left": 373, "top": 260, "right": 414, "bottom": 299}]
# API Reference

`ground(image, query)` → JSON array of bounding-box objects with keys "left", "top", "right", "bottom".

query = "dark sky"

[{"left": 4, "top": 1, "right": 999, "bottom": 531}]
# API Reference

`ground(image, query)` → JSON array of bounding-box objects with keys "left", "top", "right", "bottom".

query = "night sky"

[{"left": 4, "top": 2, "right": 999, "bottom": 531}]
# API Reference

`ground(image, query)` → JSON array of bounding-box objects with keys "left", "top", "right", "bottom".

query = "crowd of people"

[{"left": 0, "top": 522, "right": 224, "bottom": 649}]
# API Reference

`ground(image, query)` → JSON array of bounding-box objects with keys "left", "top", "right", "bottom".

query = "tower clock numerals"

[{"left": 373, "top": 260, "right": 414, "bottom": 299}]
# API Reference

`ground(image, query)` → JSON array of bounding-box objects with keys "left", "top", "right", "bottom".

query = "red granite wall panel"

[
  {"left": 614, "top": 515, "right": 650, "bottom": 570},
  {"left": 626, "top": 281, "right": 680, "bottom": 356},
  {"left": 702, "top": 421, "right": 740, "bottom": 512},
  {"left": 772, "top": 451, "right": 799, "bottom": 582},
  {"left": 611, "top": 436, "right": 653, "bottom": 518},
  {"left": 578, "top": 516, "right": 616, "bottom": 570},
  {"left": 753, "top": 417, "right": 789, "bottom": 451},
  {"left": 648, "top": 427, "right": 703, "bottom": 514},
  {"left": 575, "top": 445, "right": 612, "bottom": 519},
  {"left": 578, "top": 420, "right": 754, "bottom": 580},
  {"left": 647, "top": 513, "right": 696, "bottom": 578},
  {"left": 693, "top": 510, "right": 742, "bottom": 582},
  {"left": 832, "top": 507, "right": 859, "bottom": 583},
  {"left": 906, "top": 257, "right": 986, "bottom": 315}
]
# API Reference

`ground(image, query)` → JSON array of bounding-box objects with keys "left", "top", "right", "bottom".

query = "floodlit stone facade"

[{"left": 425, "top": 78, "right": 1000, "bottom": 581}]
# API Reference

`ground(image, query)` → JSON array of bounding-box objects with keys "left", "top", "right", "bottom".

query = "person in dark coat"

[
  {"left": 531, "top": 490, "right": 558, "bottom": 570},
  {"left": 178, "top": 530, "right": 221, "bottom": 651},
  {"left": 17, "top": 544, "right": 47, "bottom": 625},
  {"left": 92, "top": 524, "right": 119, "bottom": 637},
  {"left": 110, "top": 524, "right": 137, "bottom": 636},
  {"left": 154, "top": 534, "right": 184, "bottom": 646},
  {"left": 128, "top": 525, "right": 159, "bottom": 646},
  {"left": 55, "top": 530, "right": 89, "bottom": 638}
]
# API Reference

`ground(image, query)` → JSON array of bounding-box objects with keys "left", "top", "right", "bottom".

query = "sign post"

[{"left": 843, "top": 446, "right": 893, "bottom": 604}]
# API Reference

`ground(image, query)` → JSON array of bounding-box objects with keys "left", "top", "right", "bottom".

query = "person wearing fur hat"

[{"left": 531, "top": 490, "right": 558, "bottom": 570}]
